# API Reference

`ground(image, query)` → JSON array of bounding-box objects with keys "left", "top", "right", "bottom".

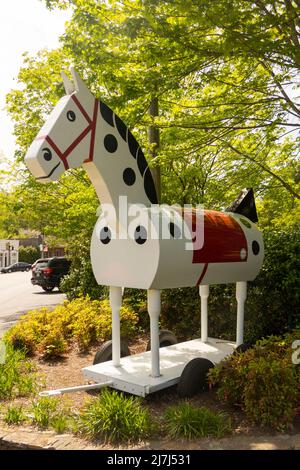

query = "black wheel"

[
  {"left": 178, "top": 358, "right": 214, "bottom": 398},
  {"left": 146, "top": 329, "right": 178, "bottom": 351},
  {"left": 42, "top": 285, "right": 55, "bottom": 292},
  {"left": 234, "top": 342, "right": 253, "bottom": 354},
  {"left": 93, "top": 339, "right": 130, "bottom": 365}
]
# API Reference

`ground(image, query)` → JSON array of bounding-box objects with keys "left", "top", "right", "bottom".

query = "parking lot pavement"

[{"left": 0, "top": 271, "right": 66, "bottom": 335}]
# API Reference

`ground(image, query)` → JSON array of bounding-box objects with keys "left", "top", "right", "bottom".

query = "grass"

[
  {"left": 30, "top": 396, "right": 72, "bottom": 433},
  {"left": 4, "top": 405, "right": 26, "bottom": 426},
  {"left": 77, "top": 388, "right": 153, "bottom": 443},
  {"left": 30, "top": 396, "right": 60, "bottom": 429},
  {"left": 0, "top": 344, "right": 36, "bottom": 399},
  {"left": 164, "top": 402, "right": 232, "bottom": 439},
  {"left": 51, "top": 412, "right": 70, "bottom": 434}
]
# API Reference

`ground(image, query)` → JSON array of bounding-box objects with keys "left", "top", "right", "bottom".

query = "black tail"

[{"left": 226, "top": 188, "right": 258, "bottom": 223}]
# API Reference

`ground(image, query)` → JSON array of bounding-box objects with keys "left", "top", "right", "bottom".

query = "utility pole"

[{"left": 148, "top": 97, "right": 161, "bottom": 203}]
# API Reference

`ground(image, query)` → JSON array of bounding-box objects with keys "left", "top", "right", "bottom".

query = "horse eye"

[
  {"left": 67, "top": 110, "right": 76, "bottom": 122},
  {"left": 134, "top": 226, "right": 147, "bottom": 245},
  {"left": 42, "top": 147, "right": 52, "bottom": 161},
  {"left": 100, "top": 227, "right": 111, "bottom": 245}
]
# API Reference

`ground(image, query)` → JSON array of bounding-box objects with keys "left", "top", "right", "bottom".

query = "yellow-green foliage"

[{"left": 5, "top": 297, "right": 138, "bottom": 357}]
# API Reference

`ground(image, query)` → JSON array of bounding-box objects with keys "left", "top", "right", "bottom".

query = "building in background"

[
  {"left": 0, "top": 239, "right": 19, "bottom": 268},
  {"left": 0, "top": 236, "right": 65, "bottom": 268}
]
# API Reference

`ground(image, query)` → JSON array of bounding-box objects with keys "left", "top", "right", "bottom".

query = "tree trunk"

[{"left": 148, "top": 97, "right": 161, "bottom": 203}]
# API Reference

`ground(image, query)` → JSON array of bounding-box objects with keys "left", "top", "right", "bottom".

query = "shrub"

[
  {"left": 77, "top": 389, "right": 152, "bottom": 443},
  {"left": 5, "top": 297, "right": 138, "bottom": 357},
  {"left": 60, "top": 232, "right": 107, "bottom": 301},
  {"left": 18, "top": 245, "right": 40, "bottom": 265},
  {"left": 208, "top": 330, "right": 300, "bottom": 430},
  {"left": 4, "top": 405, "right": 26, "bottom": 425},
  {"left": 164, "top": 403, "right": 231, "bottom": 439},
  {"left": 160, "top": 285, "right": 236, "bottom": 341},
  {"left": 0, "top": 345, "right": 36, "bottom": 399}
]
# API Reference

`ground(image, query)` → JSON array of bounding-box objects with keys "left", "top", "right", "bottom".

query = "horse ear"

[
  {"left": 61, "top": 72, "right": 75, "bottom": 95},
  {"left": 70, "top": 66, "right": 89, "bottom": 94}
]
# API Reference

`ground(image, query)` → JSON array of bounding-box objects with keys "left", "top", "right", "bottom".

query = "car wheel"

[
  {"left": 93, "top": 339, "right": 130, "bottom": 365},
  {"left": 42, "top": 285, "right": 55, "bottom": 292},
  {"left": 178, "top": 358, "right": 214, "bottom": 398},
  {"left": 146, "top": 329, "right": 178, "bottom": 351}
]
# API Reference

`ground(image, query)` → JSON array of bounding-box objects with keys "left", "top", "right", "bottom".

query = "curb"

[{"left": 1, "top": 426, "right": 300, "bottom": 450}]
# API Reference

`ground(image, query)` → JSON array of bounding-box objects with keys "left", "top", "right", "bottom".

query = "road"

[{"left": 0, "top": 271, "right": 66, "bottom": 335}]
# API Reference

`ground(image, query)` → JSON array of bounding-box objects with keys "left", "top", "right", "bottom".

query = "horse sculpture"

[{"left": 25, "top": 68, "right": 264, "bottom": 396}]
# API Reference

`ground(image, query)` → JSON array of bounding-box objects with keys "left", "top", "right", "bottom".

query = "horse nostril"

[{"left": 42, "top": 147, "right": 52, "bottom": 161}]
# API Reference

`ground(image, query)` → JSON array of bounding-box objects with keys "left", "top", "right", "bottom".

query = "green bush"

[
  {"left": 245, "top": 228, "right": 300, "bottom": 338},
  {"left": 0, "top": 344, "right": 36, "bottom": 399},
  {"left": 208, "top": 331, "right": 300, "bottom": 430},
  {"left": 60, "top": 232, "right": 107, "bottom": 300},
  {"left": 5, "top": 297, "right": 138, "bottom": 357},
  {"left": 164, "top": 403, "right": 231, "bottom": 439},
  {"left": 160, "top": 285, "right": 236, "bottom": 341},
  {"left": 77, "top": 389, "right": 152, "bottom": 443},
  {"left": 18, "top": 245, "right": 40, "bottom": 265}
]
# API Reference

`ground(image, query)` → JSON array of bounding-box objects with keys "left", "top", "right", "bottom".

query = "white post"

[
  {"left": 236, "top": 281, "right": 247, "bottom": 346},
  {"left": 199, "top": 285, "right": 209, "bottom": 343},
  {"left": 109, "top": 286, "right": 122, "bottom": 367},
  {"left": 147, "top": 289, "right": 161, "bottom": 378}
]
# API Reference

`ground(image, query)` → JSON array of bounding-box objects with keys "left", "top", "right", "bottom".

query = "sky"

[{"left": 0, "top": 0, "right": 71, "bottom": 162}]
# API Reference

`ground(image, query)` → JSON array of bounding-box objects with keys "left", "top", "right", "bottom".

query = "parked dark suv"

[{"left": 31, "top": 257, "right": 71, "bottom": 292}]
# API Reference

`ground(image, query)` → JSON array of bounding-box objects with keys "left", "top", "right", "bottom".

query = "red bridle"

[{"left": 35, "top": 95, "right": 98, "bottom": 170}]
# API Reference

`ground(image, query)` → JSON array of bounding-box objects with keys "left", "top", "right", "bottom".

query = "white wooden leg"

[
  {"left": 147, "top": 289, "right": 161, "bottom": 378},
  {"left": 109, "top": 286, "right": 122, "bottom": 367},
  {"left": 199, "top": 285, "right": 209, "bottom": 343},
  {"left": 236, "top": 281, "right": 247, "bottom": 346}
]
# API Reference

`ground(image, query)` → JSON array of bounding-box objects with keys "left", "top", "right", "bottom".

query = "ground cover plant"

[
  {"left": 209, "top": 330, "right": 300, "bottom": 430},
  {"left": 0, "top": 344, "right": 37, "bottom": 399},
  {"left": 5, "top": 297, "right": 138, "bottom": 357},
  {"left": 76, "top": 388, "right": 153, "bottom": 443},
  {"left": 164, "top": 402, "right": 231, "bottom": 439}
]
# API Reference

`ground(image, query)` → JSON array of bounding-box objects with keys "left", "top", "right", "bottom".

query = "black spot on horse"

[
  {"left": 127, "top": 130, "right": 139, "bottom": 159},
  {"left": 136, "top": 148, "right": 148, "bottom": 175},
  {"left": 115, "top": 114, "right": 127, "bottom": 141},
  {"left": 252, "top": 240, "right": 260, "bottom": 255},
  {"left": 104, "top": 134, "right": 118, "bottom": 153},
  {"left": 100, "top": 101, "right": 114, "bottom": 127},
  {"left": 169, "top": 222, "right": 181, "bottom": 239},
  {"left": 143, "top": 168, "right": 158, "bottom": 204},
  {"left": 123, "top": 168, "right": 136, "bottom": 186},
  {"left": 134, "top": 226, "right": 147, "bottom": 245},
  {"left": 100, "top": 227, "right": 111, "bottom": 245}
]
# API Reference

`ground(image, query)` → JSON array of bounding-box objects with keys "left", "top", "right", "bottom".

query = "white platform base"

[{"left": 82, "top": 337, "right": 235, "bottom": 397}]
